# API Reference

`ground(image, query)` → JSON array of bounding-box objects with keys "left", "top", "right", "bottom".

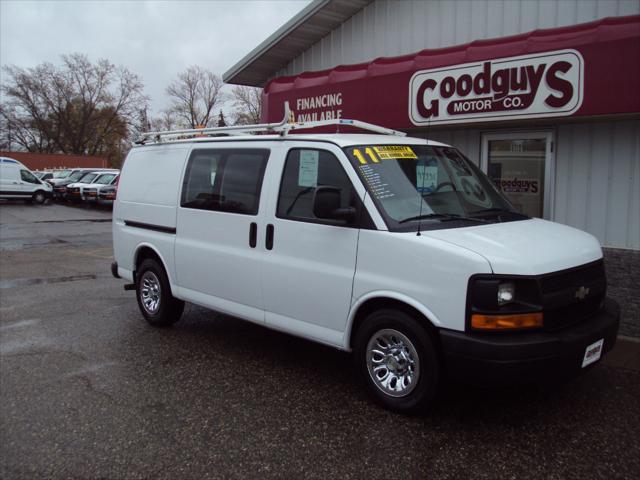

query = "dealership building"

[{"left": 224, "top": 0, "right": 640, "bottom": 334}]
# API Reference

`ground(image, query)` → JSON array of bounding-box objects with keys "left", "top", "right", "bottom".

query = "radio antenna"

[{"left": 416, "top": 116, "right": 431, "bottom": 236}]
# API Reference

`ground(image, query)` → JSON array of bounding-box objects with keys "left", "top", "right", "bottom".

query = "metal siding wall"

[
  {"left": 555, "top": 120, "right": 640, "bottom": 249},
  {"left": 279, "top": 0, "right": 640, "bottom": 77}
]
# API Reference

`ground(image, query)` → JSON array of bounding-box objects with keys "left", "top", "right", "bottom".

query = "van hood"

[{"left": 422, "top": 218, "right": 602, "bottom": 275}]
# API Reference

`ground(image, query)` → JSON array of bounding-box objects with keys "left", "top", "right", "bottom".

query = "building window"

[{"left": 481, "top": 132, "right": 554, "bottom": 219}]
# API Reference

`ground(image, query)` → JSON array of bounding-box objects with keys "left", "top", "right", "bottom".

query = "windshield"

[
  {"left": 54, "top": 169, "right": 71, "bottom": 178},
  {"left": 34, "top": 172, "right": 44, "bottom": 178},
  {"left": 80, "top": 173, "right": 98, "bottom": 184},
  {"left": 67, "top": 171, "right": 85, "bottom": 182},
  {"left": 95, "top": 174, "right": 115, "bottom": 185},
  {"left": 343, "top": 144, "right": 525, "bottom": 231}
]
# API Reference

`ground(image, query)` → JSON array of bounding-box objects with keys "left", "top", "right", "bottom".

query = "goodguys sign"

[{"left": 409, "top": 50, "right": 584, "bottom": 125}]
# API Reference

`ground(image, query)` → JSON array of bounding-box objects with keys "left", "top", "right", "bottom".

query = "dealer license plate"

[{"left": 582, "top": 339, "right": 604, "bottom": 368}]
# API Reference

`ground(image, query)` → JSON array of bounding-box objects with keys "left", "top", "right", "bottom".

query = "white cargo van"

[
  {"left": 112, "top": 110, "right": 620, "bottom": 412},
  {"left": 0, "top": 157, "right": 53, "bottom": 204}
]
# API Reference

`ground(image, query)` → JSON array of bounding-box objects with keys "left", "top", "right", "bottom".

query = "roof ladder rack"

[{"left": 136, "top": 102, "right": 406, "bottom": 144}]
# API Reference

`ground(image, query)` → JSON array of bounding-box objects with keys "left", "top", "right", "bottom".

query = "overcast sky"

[{"left": 0, "top": 0, "right": 312, "bottom": 115}]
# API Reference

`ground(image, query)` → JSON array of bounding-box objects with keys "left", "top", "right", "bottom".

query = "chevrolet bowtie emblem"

[{"left": 575, "top": 286, "right": 590, "bottom": 300}]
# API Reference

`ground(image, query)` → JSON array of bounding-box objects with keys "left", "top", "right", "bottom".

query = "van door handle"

[
  {"left": 265, "top": 224, "right": 274, "bottom": 251},
  {"left": 249, "top": 222, "right": 257, "bottom": 248}
]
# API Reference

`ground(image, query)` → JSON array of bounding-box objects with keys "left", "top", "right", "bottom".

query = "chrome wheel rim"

[
  {"left": 366, "top": 328, "right": 420, "bottom": 397},
  {"left": 34, "top": 193, "right": 45, "bottom": 203},
  {"left": 140, "top": 271, "right": 161, "bottom": 314}
]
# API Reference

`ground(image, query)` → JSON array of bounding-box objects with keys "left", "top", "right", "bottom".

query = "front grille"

[{"left": 541, "top": 260, "right": 606, "bottom": 331}]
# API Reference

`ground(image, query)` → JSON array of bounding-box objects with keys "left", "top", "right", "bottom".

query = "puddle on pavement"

[
  {"left": 0, "top": 237, "right": 69, "bottom": 251},
  {"left": 0, "top": 274, "right": 98, "bottom": 289},
  {"left": 0, "top": 319, "right": 40, "bottom": 331}
]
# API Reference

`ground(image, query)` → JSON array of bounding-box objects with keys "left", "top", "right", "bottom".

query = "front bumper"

[{"left": 440, "top": 298, "right": 620, "bottom": 385}]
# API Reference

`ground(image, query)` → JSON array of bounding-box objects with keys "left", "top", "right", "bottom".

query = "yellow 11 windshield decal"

[{"left": 352, "top": 147, "right": 379, "bottom": 164}]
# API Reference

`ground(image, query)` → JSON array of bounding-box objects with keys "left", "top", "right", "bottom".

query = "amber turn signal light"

[{"left": 471, "top": 312, "right": 543, "bottom": 330}]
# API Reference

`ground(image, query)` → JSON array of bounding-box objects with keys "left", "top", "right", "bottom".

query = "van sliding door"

[{"left": 174, "top": 147, "right": 270, "bottom": 323}]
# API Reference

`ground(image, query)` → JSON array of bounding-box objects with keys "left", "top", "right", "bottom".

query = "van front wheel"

[
  {"left": 32, "top": 191, "right": 47, "bottom": 204},
  {"left": 136, "top": 258, "right": 184, "bottom": 327},
  {"left": 353, "top": 310, "right": 440, "bottom": 414}
]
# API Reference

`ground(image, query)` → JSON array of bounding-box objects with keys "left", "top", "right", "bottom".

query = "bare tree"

[
  {"left": 149, "top": 110, "right": 179, "bottom": 132},
  {"left": 166, "top": 66, "right": 225, "bottom": 128},
  {"left": 0, "top": 53, "right": 148, "bottom": 165},
  {"left": 231, "top": 85, "right": 262, "bottom": 125}
]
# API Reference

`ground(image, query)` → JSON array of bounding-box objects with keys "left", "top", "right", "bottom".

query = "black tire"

[
  {"left": 32, "top": 191, "right": 46, "bottom": 204},
  {"left": 135, "top": 258, "right": 184, "bottom": 327},
  {"left": 353, "top": 309, "right": 440, "bottom": 414}
]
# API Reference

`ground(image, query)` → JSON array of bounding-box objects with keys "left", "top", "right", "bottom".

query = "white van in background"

[
  {"left": 0, "top": 157, "right": 53, "bottom": 204},
  {"left": 111, "top": 111, "right": 620, "bottom": 413}
]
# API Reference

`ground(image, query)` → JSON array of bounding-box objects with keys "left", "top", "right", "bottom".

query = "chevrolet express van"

[{"left": 112, "top": 117, "right": 619, "bottom": 413}]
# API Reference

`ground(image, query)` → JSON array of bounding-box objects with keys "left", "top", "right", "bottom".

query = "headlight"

[
  {"left": 467, "top": 276, "right": 543, "bottom": 332},
  {"left": 497, "top": 282, "right": 515, "bottom": 305}
]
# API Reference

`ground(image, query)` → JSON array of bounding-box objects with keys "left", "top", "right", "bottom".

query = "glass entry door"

[{"left": 481, "top": 132, "right": 554, "bottom": 219}]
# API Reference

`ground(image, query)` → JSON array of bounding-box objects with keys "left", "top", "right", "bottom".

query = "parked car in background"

[
  {"left": 52, "top": 168, "right": 93, "bottom": 199},
  {"left": 97, "top": 176, "right": 119, "bottom": 207},
  {"left": 0, "top": 157, "right": 53, "bottom": 204},
  {"left": 34, "top": 171, "right": 55, "bottom": 182},
  {"left": 66, "top": 171, "right": 117, "bottom": 202},
  {"left": 53, "top": 168, "right": 116, "bottom": 200},
  {"left": 84, "top": 172, "right": 119, "bottom": 204},
  {"left": 47, "top": 169, "right": 73, "bottom": 186}
]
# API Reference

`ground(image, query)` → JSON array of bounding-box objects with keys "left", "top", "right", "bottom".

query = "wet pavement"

[{"left": 1, "top": 202, "right": 639, "bottom": 479}]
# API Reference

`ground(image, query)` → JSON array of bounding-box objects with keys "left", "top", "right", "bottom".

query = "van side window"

[
  {"left": 277, "top": 148, "right": 358, "bottom": 226},
  {"left": 20, "top": 170, "right": 40, "bottom": 184},
  {"left": 181, "top": 149, "right": 269, "bottom": 215}
]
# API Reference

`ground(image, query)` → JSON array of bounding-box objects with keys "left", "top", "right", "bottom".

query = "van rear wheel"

[
  {"left": 353, "top": 309, "right": 440, "bottom": 414},
  {"left": 136, "top": 258, "right": 184, "bottom": 327}
]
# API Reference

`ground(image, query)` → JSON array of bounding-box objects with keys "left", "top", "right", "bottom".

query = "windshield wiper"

[{"left": 398, "top": 213, "right": 489, "bottom": 224}]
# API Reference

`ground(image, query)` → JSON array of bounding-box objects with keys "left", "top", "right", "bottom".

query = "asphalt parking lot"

[{"left": 1, "top": 201, "right": 639, "bottom": 479}]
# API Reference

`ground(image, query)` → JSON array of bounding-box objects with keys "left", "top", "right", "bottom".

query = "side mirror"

[{"left": 312, "top": 186, "right": 356, "bottom": 222}]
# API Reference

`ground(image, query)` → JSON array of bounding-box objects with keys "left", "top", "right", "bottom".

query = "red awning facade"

[{"left": 262, "top": 15, "right": 640, "bottom": 129}]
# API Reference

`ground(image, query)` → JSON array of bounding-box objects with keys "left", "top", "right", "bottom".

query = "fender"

[
  {"left": 133, "top": 242, "right": 177, "bottom": 289},
  {"left": 342, "top": 290, "right": 443, "bottom": 349}
]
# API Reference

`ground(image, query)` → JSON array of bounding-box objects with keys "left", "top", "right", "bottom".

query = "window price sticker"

[
  {"left": 417, "top": 165, "right": 438, "bottom": 191},
  {"left": 373, "top": 146, "right": 417, "bottom": 160},
  {"left": 298, "top": 150, "right": 319, "bottom": 187}
]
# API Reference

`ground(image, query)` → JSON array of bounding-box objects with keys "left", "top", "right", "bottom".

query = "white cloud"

[{"left": 0, "top": 0, "right": 312, "bottom": 115}]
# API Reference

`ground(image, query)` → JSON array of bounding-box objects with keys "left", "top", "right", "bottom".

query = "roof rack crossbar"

[
  {"left": 280, "top": 118, "right": 406, "bottom": 137},
  {"left": 136, "top": 101, "right": 406, "bottom": 144}
]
